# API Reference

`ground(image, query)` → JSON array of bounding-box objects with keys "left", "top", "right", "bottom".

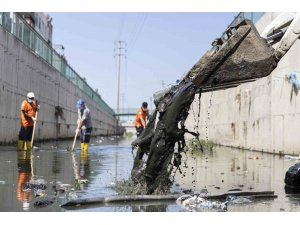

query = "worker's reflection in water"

[
  {"left": 132, "top": 204, "right": 167, "bottom": 212},
  {"left": 17, "top": 150, "right": 32, "bottom": 211},
  {"left": 75, "top": 148, "right": 90, "bottom": 190},
  {"left": 79, "top": 148, "right": 90, "bottom": 178}
]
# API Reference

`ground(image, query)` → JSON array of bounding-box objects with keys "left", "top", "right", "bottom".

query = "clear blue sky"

[{"left": 49, "top": 12, "right": 237, "bottom": 110}]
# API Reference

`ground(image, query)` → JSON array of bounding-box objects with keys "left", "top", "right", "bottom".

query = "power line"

[
  {"left": 127, "top": 13, "right": 143, "bottom": 47},
  {"left": 117, "top": 12, "right": 126, "bottom": 40},
  {"left": 127, "top": 13, "right": 148, "bottom": 51},
  {"left": 130, "top": 13, "right": 148, "bottom": 50}
]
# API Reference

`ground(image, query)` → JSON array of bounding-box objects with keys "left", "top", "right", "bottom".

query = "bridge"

[
  {"left": 113, "top": 108, "right": 137, "bottom": 117},
  {"left": 113, "top": 108, "right": 154, "bottom": 117},
  {"left": 114, "top": 113, "right": 136, "bottom": 116}
]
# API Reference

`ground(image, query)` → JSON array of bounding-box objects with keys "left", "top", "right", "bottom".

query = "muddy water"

[
  {"left": 0, "top": 137, "right": 299, "bottom": 212},
  {"left": 174, "top": 146, "right": 300, "bottom": 211},
  {"left": 0, "top": 136, "right": 134, "bottom": 212}
]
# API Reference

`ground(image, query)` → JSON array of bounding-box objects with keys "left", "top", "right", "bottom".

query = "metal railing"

[
  {"left": 230, "top": 12, "right": 265, "bottom": 28},
  {"left": 215, "top": 12, "right": 265, "bottom": 48},
  {"left": 0, "top": 12, "right": 115, "bottom": 116}
]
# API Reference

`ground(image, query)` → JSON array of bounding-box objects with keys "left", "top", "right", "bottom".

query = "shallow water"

[
  {"left": 173, "top": 146, "right": 300, "bottom": 212},
  {"left": 0, "top": 137, "right": 299, "bottom": 212}
]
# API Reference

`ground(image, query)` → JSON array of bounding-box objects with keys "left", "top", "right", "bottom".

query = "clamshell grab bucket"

[{"left": 189, "top": 19, "right": 277, "bottom": 87}]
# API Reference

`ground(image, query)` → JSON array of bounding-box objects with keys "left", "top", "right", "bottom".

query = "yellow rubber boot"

[
  {"left": 17, "top": 141, "right": 25, "bottom": 150},
  {"left": 24, "top": 141, "right": 31, "bottom": 151},
  {"left": 80, "top": 143, "right": 85, "bottom": 151}
]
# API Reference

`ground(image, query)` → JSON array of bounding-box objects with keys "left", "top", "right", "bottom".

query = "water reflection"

[
  {"left": 132, "top": 203, "right": 168, "bottom": 212},
  {"left": 73, "top": 149, "right": 90, "bottom": 190},
  {"left": 79, "top": 149, "right": 90, "bottom": 180},
  {"left": 67, "top": 201, "right": 173, "bottom": 212},
  {"left": 17, "top": 150, "right": 32, "bottom": 210},
  {"left": 284, "top": 185, "right": 300, "bottom": 194},
  {"left": 1, "top": 136, "right": 300, "bottom": 212}
]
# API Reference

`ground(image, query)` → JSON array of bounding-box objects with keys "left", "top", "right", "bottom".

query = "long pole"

[
  {"left": 30, "top": 149, "right": 35, "bottom": 181},
  {"left": 71, "top": 127, "right": 79, "bottom": 151},
  {"left": 30, "top": 110, "right": 38, "bottom": 148}
]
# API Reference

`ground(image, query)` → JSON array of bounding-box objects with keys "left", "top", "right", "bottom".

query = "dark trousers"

[
  {"left": 135, "top": 126, "right": 144, "bottom": 137},
  {"left": 80, "top": 127, "right": 92, "bottom": 143},
  {"left": 18, "top": 126, "right": 33, "bottom": 141}
]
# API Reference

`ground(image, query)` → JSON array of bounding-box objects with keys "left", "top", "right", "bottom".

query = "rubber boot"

[
  {"left": 80, "top": 143, "right": 85, "bottom": 151},
  {"left": 25, "top": 141, "right": 31, "bottom": 151},
  {"left": 17, "top": 141, "right": 24, "bottom": 150}
]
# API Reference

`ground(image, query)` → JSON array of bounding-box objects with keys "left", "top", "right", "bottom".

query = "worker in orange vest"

[
  {"left": 17, "top": 92, "right": 39, "bottom": 150},
  {"left": 134, "top": 102, "right": 149, "bottom": 137}
]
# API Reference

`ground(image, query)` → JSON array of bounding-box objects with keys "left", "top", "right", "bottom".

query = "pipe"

[{"left": 61, "top": 191, "right": 277, "bottom": 208}]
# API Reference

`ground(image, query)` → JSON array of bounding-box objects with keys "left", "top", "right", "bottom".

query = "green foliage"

[
  {"left": 113, "top": 178, "right": 148, "bottom": 195},
  {"left": 187, "top": 138, "right": 215, "bottom": 151},
  {"left": 126, "top": 132, "right": 134, "bottom": 138},
  {"left": 113, "top": 176, "right": 172, "bottom": 195}
]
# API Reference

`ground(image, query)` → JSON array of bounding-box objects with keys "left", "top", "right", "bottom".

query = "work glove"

[{"left": 35, "top": 100, "right": 40, "bottom": 111}]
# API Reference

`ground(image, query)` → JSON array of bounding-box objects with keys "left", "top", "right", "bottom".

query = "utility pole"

[
  {"left": 150, "top": 96, "right": 153, "bottom": 115},
  {"left": 114, "top": 41, "right": 126, "bottom": 115},
  {"left": 121, "top": 93, "right": 125, "bottom": 112}
]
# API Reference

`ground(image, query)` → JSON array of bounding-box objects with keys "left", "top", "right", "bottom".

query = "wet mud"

[{"left": 131, "top": 79, "right": 199, "bottom": 194}]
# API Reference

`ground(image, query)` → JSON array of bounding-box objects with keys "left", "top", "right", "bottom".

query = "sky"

[{"left": 49, "top": 12, "right": 237, "bottom": 111}]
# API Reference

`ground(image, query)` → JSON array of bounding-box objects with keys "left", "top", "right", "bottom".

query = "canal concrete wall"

[
  {"left": 186, "top": 13, "right": 300, "bottom": 155},
  {"left": 0, "top": 27, "right": 118, "bottom": 144}
]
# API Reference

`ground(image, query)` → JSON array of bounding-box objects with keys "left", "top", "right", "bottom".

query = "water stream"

[{"left": 0, "top": 136, "right": 300, "bottom": 212}]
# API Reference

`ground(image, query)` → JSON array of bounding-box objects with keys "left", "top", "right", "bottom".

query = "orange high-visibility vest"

[
  {"left": 134, "top": 108, "right": 149, "bottom": 127},
  {"left": 20, "top": 100, "right": 37, "bottom": 127}
]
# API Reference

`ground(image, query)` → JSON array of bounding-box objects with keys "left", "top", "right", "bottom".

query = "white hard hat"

[{"left": 27, "top": 92, "right": 35, "bottom": 98}]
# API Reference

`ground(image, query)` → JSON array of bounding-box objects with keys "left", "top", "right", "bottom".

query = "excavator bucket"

[{"left": 189, "top": 19, "right": 277, "bottom": 87}]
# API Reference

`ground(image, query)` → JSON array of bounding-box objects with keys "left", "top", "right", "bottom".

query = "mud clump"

[
  {"left": 113, "top": 178, "right": 172, "bottom": 195},
  {"left": 113, "top": 179, "right": 147, "bottom": 195},
  {"left": 131, "top": 78, "right": 198, "bottom": 194},
  {"left": 188, "top": 139, "right": 215, "bottom": 152}
]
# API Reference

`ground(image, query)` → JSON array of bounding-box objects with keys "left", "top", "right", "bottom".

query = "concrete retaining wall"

[
  {"left": 186, "top": 38, "right": 300, "bottom": 155},
  {"left": 0, "top": 28, "right": 118, "bottom": 144}
]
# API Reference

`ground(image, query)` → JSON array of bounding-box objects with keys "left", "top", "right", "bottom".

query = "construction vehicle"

[{"left": 131, "top": 14, "right": 300, "bottom": 194}]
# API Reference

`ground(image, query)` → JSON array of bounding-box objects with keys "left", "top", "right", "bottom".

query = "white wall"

[{"left": 185, "top": 15, "right": 300, "bottom": 155}]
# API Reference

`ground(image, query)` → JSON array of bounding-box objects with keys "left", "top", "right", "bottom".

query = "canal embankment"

[{"left": 0, "top": 14, "right": 120, "bottom": 145}]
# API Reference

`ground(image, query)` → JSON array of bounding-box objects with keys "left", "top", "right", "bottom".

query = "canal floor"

[{"left": 0, "top": 136, "right": 300, "bottom": 212}]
